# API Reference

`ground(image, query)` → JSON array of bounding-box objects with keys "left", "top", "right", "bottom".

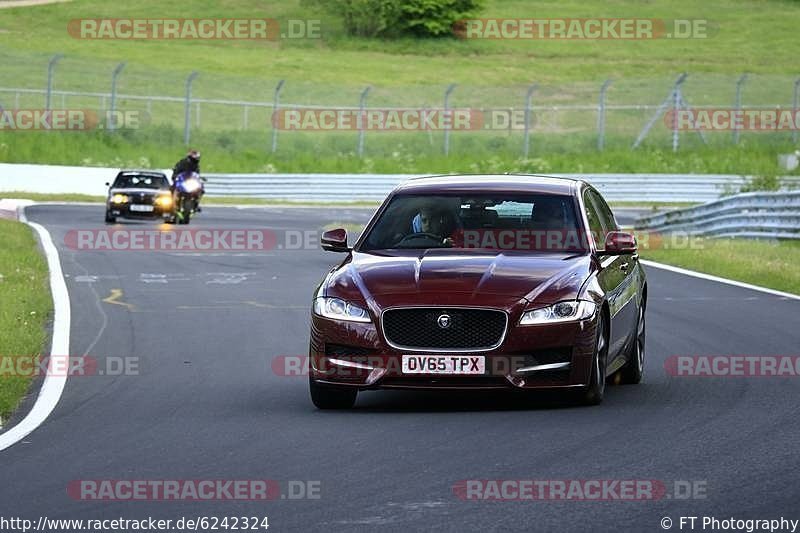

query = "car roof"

[{"left": 394, "top": 174, "right": 582, "bottom": 196}]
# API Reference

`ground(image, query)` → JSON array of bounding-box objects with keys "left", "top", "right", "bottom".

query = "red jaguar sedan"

[{"left": 309, "top": 175, "right": 647, "bottom": 408}]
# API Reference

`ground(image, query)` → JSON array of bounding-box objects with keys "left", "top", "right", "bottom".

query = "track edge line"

[
  {"left": 640, "top": 259, "right": 800, "bottom": 301},
  {"left": 0, "top": 204, "right": 71, "bottom": 451}
]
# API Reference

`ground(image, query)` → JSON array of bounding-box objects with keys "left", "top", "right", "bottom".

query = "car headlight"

[
  {"left": 519, "top": 301, "right": 596, "bottom": 325},
  {"left": 313, "top": 297, "right": 371, "bottom": 323},
  {"left": 155, "top": 195, "right": 173, "bottom": 207},
  {"left": 111, "top": 194, "right": 128, "bottom": 204}
]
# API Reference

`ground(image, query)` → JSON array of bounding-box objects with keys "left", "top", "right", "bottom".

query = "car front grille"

[
  {"left": 129, "top": 193, "right": 156, "bottom": 205},
  {"left": 381, "top": 307, "right": 507, "bottom": 351}
]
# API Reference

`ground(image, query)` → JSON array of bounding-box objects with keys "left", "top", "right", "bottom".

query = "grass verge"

[
  {"left": 641, "top": 237, "right": 800, "bottom": 295},
  {"left": 0, "top": 219, "right": 52, "bottom": 423}
]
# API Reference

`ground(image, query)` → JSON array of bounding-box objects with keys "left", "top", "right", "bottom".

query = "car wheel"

[
  {"left": 620, "top": 303, "right": 645, "bottom": 384},
  {"left": 309, "top": 377, "right": 357, "bottom": 409},
  {"left": 104, "top": 210, "right": 116, "bottom": 223},
  {"left": 581, "top": 312, "right": 607, "bottom": 405}
]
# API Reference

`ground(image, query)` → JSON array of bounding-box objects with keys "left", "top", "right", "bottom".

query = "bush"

[{"left": 310, "top": 0, "right": 484, "bottom": 38}]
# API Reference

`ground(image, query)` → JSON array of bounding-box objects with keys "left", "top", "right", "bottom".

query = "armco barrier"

[
  {"left": 634, "top": 191, "right": 800, "bottom": 239},
  {"left": 1, "top": 163, "right": 798, "bottom": 203}
]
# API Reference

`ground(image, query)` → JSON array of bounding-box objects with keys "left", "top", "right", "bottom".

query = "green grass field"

[
  {"left": 1, "top": 0, "right": 797, "bottom": 83},
  {"left": 0, "top": 0, "right": 798, "bottom": 173},
  {"left": 0, "top": 219, "right": 52, "bottom": 422},
  {"left": 642, "top": 238, "right": 800, "bottom": 295}
]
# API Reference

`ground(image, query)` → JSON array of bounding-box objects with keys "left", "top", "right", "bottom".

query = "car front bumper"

[{"left": 309, "top": 311, "right": 599, "bottom": 391}]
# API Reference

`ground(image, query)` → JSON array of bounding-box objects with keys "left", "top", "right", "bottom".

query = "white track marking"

[
  {"left": 0, "top": 208, "right": 71, "bottom": 451},
  {"left": 641, "top": 260, "right": 800, "bottom": 302}
]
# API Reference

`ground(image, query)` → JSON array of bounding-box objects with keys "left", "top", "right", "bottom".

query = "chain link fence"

[{"left": 1, "top": 49, "right": 798, "bottom": 159}]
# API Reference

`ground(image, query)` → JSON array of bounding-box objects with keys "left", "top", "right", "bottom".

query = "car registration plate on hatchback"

[
  {"left": 402, "top": 355, "right": 485, "bottom": 375},
  {"left": 130, "top": 204, "right": 154, "bottom": 212}
]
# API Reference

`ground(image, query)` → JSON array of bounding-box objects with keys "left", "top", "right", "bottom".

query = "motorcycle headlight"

[
  {"left": 313, "top": 297, "right": 371, "bottom": 323},
  {"left": 111, "top": 194, "right": 128, "bottom": 204},
  {"left": 183, "top": 179, "right": 201, "bottom": 193},
  {"left": 519, "top": 300, "right": 596, "bottom": 325}
]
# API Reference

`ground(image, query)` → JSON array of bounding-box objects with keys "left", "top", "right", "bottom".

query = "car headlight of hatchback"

[
  {"left": 313, "top": 297, "right": 371, "bottom": 323},
  {"left": 519, "top": 300, "right": 596, "bottom": 325}
]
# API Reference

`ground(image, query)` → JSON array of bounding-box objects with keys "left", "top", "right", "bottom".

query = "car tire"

[
  {"left": 620, "top": 303, "right": 645, "bottom": 385},
  {"left": 309, "top": 377, "right": 357, "bottom": 409},
  {"left": 581, "top": 312, "right": 607, "bottom": 405},
  {"left": 104, "top": 210, "right": 116, "bottom": 223}
]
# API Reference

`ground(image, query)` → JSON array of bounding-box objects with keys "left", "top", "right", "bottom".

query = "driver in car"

[{"left": 407, "top": 205, "right": 461, "bottom": 247}]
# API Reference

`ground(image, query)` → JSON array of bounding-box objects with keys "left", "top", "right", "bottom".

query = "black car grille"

[
  {"left": 382, "top": 308, "right": 507, "bottom": 350},
  {"left": 129, "top": 193, "right": 156, "bottom": 205}
]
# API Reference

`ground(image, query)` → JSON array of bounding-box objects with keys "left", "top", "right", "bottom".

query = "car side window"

[
  {"left": 582, "top": 189, "right": 606, "bottom": 251},
  {"left": 590, "top": 190, "right": 618, "bottom": 233}
]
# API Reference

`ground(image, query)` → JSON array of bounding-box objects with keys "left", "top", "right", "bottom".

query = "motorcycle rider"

[
  {"left": 173, "top": 149, "right": 201, "bottom": 178},
  {"left": 171, "top": 149, "right": 205, "bottom": 212}
]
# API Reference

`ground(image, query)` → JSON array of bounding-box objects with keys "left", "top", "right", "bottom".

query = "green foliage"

[
  {"left": 740, "top": 174, "right": 781, "bottom": 192},
  {"left": 308, "top": 0, "right": 484, "bottom": 38}
]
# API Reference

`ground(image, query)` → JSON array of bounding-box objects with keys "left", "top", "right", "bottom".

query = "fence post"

[
  {"left": 271, "top": 79, "right": 285, "bottom": 153},
  {"left": 733, "top": 73, "right": 747, "bottom": 145},
  {"left": 633, "top": 73, "right": 687, "bottom": 149},
  {"left": 183, "top": 71, "right": 199, "bottom": 145},
  {"left": 793, "top": 77, "right": 800, "bottom": 144},
  {"left": 672, "top": 83, "right": 681, "bottom": 152},
  {"left": 357, "top": 85, "right": 371, "bottom": 157},
  {"left": 522, "top": 83, "right": 537, "bottom": 158},
  {"left": 597, "top": 79, "right": 612, "bottom": 151},
  {"left": 45, "top": 54, "right": 63, "bottom": 110},
  {"left": 108, "top": 62, "right": 126, "bottom": 132},
  {"left": 443, "top": 83, "right": 457, "bottom": 156},
  {"left": 243, "top": 105, "right": 249, "bottom": 130}
]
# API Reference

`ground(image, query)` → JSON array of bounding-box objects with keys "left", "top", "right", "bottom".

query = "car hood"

[{"left": 325, "top": 250, "right": 593, "bottom": 309}]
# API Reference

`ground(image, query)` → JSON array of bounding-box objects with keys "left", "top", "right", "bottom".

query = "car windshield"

[
  {"left": 360, "top": 193, "right": 589, "bottom": 253},
  {"left": 112, "top": 175, "right": 169, "bottom": 189}
]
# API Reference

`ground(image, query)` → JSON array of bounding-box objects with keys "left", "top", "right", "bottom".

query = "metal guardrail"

[
  {"left": 634, "top": 191, "right": 800, "bottom": 239},
  {"left": 203, "top": 173, "right": 800, "bottom": 203}
]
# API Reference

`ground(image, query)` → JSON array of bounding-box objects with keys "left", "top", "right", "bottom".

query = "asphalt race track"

[{"left": 1, "top": 204, "right": 799, "bottom": 532}]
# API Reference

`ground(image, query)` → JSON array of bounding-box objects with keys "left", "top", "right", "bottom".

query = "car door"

[{"left": 583, "top": 188, "right": 633, "bottom": 364}]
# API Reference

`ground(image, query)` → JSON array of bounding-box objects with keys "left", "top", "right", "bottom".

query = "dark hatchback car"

[
  {"left": 309, "top": 175, "right": 647, "bottom": 408},
  {"left": 105, "top": 170, "right": 173, "bottom": 223}
]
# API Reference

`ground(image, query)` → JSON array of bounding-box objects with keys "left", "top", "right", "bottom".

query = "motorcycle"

[{"left": 170, "top": 171, "right": 205, "bottom": 225}]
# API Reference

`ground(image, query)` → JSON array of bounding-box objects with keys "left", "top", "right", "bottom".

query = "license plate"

[
  {"left": 130, "top": 204, "right": 154, "bottom": 212},
  {"left": 402, "top": 355, "right": 485, "bottom": 375}
]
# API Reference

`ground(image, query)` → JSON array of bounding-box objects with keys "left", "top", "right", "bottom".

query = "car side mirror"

[
  {"left": 603, "top": 231, "right": 637, "bottom": 255},
  {"left": 105, "top": 182, "right": 110, "bottom": 187},
  {"left": 321, "top": 228, "right": 350, "bottom": 252}
]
